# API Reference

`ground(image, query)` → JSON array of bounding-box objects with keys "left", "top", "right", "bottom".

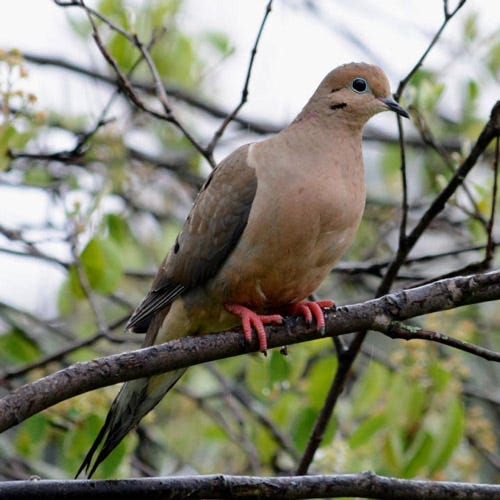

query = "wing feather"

[{"left": 126, "top": 144, "right": 258, "bottom": 333}]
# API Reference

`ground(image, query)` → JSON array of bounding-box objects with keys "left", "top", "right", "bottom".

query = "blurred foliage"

[
  {"left": 0, "top": 49, "right": 43, "bottom": 171},
  {"left": 0, "top": 0, "right": 498, "bottom": 488}
]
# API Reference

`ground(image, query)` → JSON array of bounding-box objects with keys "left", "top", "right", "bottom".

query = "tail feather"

[{"left": 76, "top": 368, "right": 186, "bottom": 478}]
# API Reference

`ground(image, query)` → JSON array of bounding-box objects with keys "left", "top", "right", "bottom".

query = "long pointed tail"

[{"left": 76, "top": 368, "right": 186, "bottom": 478}]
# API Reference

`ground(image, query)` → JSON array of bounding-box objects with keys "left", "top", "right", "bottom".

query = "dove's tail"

[{"left": 76, "top": 368, "right": 186, "bottom": 478}]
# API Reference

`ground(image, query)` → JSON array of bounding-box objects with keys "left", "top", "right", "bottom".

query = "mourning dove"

[{"left": 77, "top": 62, "right": 408, "bottom": 477}]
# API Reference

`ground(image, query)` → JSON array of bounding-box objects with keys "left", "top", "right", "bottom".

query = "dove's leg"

[
  {"left": 225, "top": 303, "right": 283, "bottom": 352},
  {"left": 285, "top": 300, "right": 335, "bottom": 334}
]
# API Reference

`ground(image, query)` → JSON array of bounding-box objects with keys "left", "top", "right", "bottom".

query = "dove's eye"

[{"left": 351, "top": 77, "right": 368, "bottom": 93}]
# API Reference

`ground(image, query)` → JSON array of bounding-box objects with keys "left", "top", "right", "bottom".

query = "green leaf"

[
  {"left": 292, "top": 407, "right": 335, "bottom": 453},
  {"left": 463, "top": 12, "right": 478, "bottom": 42},
  {"left": 381, "top": 143, "right": 403, "bottom": 190},
  {"left": 385, "top": 373, "right": 428, "bottom": 435},
  {"left": 305, "top": 355, "right": 337, "bottom": 410},
  {"left": 0, "top": 329, "right": 40, "bottom": 363},
  {"left": 487, "top": 41, "right": 500, "bottom": 79},
  {"left": 404, "top": 383, "right": 426, "bottom": 431},
  {"left": 105, "top": 213, "right": 131, "bottom": 245},
  {"left": 57, "top": 272, "right": 78, "bottom": 315},
  {"left": 22, "top": 413, "right": 47, "bottom": 445},
  {"left": 0, "top": 124, "right": 16, "bottom": 170},
  {"left": 15, "top": 413, "right": 47, "bottom": 457},
  {"left": 203, "top": 31, "right": 233, "bottom": 56},
  {"left": 382, "top": 433, "right": 403, "bottom": 473},
  {"left": 269, "top": 350, "right": 290, "bottom": 385},
  {"left": 351, "top": 361, "right": 389, "bottom": 417},
  {"left": 64, "top": 413, "right": 102, "bottom": 470},
  {"left": 409, "top": 68, "right": 437, "bottom": 88},
  {"left": 349, "top": 413, "right": 387, "bottom": 449},
  {"left": 23, "top": 165, "right": 53, "bottom": 186},
  {"left": 80, "top": 237, "right": 123, "bottom": 294},
  {"left": 428, "top": 360, "right": 452, "bottom": 392},
  {"left": 402, "top": 430, "right": 434, "bottom": 478},
  {"left": 65, "top": 265, "right": 85, "bottom": 300},
  {"left": 385, "top": 373, "right": 410, "bottom": 428},
  {"left": 428, "top": 399, "right": 464, "bottom": 474},
  {"left": 245, "top": 354, "right": 270, "bottom": 397},
  {"left": 467, "top": 79, "right": 479, "bottom": 102},
  {"left": 95, "top": 437, "right": 128, "bottom": 479}
]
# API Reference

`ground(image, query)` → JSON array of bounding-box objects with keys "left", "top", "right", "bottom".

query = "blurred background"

[{"left": 0, "top": 0, "right": 498, "bottom": 482}]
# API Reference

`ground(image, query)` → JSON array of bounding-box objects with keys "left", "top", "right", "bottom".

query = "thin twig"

[
  {"left": 23, "top": 51, "right": 280, "bottom": 136},
  {"left": 410, "top": 108, "right": 487, "bottom": 228},
  {"left": 395, "top": 0, "right": 467, "bottom": 99},
  {"left": 177, "top": 385, "right": 261, "bottom": 474},
  {"left": 205, "top": 0, "right": 274, "bottom": 157},
  {"left": 379, "top": 322, "right": 500, "bottom": 362},
  {"left": 207, "top": 365, "right": 300, "bottom": 462},
  {"left": 78, "top": 1, "right": 210, "bottom": 162},
  {"left": 485, "top": 136, "right": 499, "bottom": 261},
  {"left": 129, "top": 33, "right": 211, "bottom": 165},
  {"left": 0, "top": 315, "right": 130, "bottom": 383},
  {"left": 396, "top": 113, "right": 409, "bottom": 248}
]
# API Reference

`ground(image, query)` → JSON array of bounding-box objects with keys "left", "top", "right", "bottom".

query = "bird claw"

[
  {"left": 225, "top": 304, "right": 283, "bottom": 353},
  {"left": 286, "top": 300, "right": 335, "bottom": 334}
]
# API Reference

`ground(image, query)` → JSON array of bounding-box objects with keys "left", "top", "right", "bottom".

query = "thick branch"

[
  {"left": 0, "top": 472, "right": 498, "bottom": 499},
  {"left": 0, "top": 270, "right": 499, "bottom": 433}
]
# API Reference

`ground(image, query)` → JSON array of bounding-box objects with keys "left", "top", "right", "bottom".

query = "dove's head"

[{"left": 307, "top": 62, "right": 408, "bottom": 127}]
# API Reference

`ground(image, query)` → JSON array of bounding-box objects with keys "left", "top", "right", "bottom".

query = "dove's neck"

[{"left": 250, "top": 112, "right": 365, "bottom": 181}]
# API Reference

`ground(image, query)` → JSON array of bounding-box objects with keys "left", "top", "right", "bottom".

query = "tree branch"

[
  {"left": 0, "top": 472, "right": 498, "bottom": 499},
  {"left": 0, "top": 270, "right": 499, "bottom": 433},
  {"left": 380, "top": 322, "right": 500, "bottom": 361}
]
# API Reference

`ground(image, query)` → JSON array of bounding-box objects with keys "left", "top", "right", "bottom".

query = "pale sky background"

[{"left": 0, "top": 0, "right": 499, "bottom": 316}]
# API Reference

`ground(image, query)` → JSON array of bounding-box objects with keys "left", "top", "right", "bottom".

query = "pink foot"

[
  {"left": 286, "top": 300, "right": 335, "bottom": 334},
  {"left": 225, "top": 304, "right": 283, "bottom": 352}
]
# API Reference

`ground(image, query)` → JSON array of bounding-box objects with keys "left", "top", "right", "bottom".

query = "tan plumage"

[{"left": 77, "top": 62, "right": 408, "bottom": 477}]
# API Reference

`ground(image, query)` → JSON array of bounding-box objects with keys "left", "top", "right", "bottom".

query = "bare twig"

[
  {"left": 378, "top": 322, "right": 500, "bottom": 361},
  {"left": 176, "top": 385, "right": 261, "bottom": 474},
  {"left": 23, "top": 52, "right": 280, "bottom": 135},
  {"left": 0, "top": 314, "right": 130, "bottom": 383},
  {"left": 396, "top": 113, "right": 409, "bottom": 252},
  {"left": 0, "top": 301, "right": 73, "bottom": 342},
  {"left": 410, "top": 108, "right": 487, "bottom": 228},
  {"left": 206, "top": 365, "right": 300, "bottom": 462},
  {"left": 467, "top": 435, "right": 500, "bottom": 473},
  {"left": 205, "top": 0, "right": 274, "bottom": 157},
  {"left": 75, "top": 1, "right": 210, "bottom": 162},
  {"left": 129, "top": 31, "right": 211, "bottom": 164},
  {"left": 394, "top": 0, "right": 467, "bottom": 99},
  {"left": 485, "top": 136, "right": 499, "bottom": 261}
]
